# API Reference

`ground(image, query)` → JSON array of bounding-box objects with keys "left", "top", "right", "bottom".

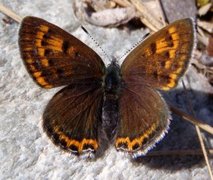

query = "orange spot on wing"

[
  {"left": 172, "top": 39, "right": 179, "bottom": 49},
  {"left": 36, "top": 77, "right": 48, "bottom": 86},
  {"left": 50, "top": 36, "right": 63, "bottom": 43},
  {"left": 37, "top": 48, "right": 45, "bottom": 56},
  {"left": 169, "top": 74, "right": 177, "bottom": 80},
  {"left": 26, "top": 59, "right": 33, "bottom": 64},
  {"left": 169, "top": 50, "right": 176, "bottom": 58},
  {"left": 36, "top": 31, "right": 45, "bottom": 39},
  {"left": 156, "top": 40, "right": 169, "bottom": 52},
  {"left": 47, "top": 39, "right": 62, "bottom": 46},
  {"left": 33, "top": 72, "right": 42, "bottom": 78},
  {"left": 53, "top": 127, "right": 98, "bottom": 153},
  {"left": 161, "top": 86, "right": 170, "bottom": 91},
  {"left": 35, "top": 39, "right": 42, "bottom": 47},
  {"left": 115, "top": 123, "right": 157, "bottom": 151},
  {"left": 167, "top": 80, "right": 176, "bottom": 88},
  {"left": 41, "top": 59, "right": 49, "bottom": 67},
  {"left": 39, "top": 25, "right": 49, "bottom": 32},
  {"left": 170, "top": 32, "right": 179, "bottom": 41},
  {"left": 168, "top": 26, "right": 176, "bottom": 34},
  {"left": 44, "top": 85, "right": 53, "bottom": 89},
  {"left": 46, "top": 45, "right": 62, "bottom": 52},
  {"left": 165, "top": 61, "right": 171, "bottom": 69},
  {"left": 156, "top": 27, "right": 180, "bottom": 54},
  {"left": 24, "top": 47, "right": 33, "bottom": 51},
  {"left": 174, "top": 67, "right": 183, "bottom": 74},
  {"left": 168, "top": 27, "right": 179, "bottom": 48}
]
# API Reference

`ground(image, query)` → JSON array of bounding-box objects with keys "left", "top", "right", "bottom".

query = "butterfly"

[{"left": 18, "top": 16, "right": 195, "bottom": 159}]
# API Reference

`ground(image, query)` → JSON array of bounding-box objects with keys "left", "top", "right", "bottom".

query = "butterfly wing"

[
  {"left": 43, "top": 83, "right": 103, "bottom": 157},
  {"left": 19, "top": 16, "right": 105, "bottom": 88},
  {"left": 116, "top": 19, "right": 195, "bottom": 158},
  {"left": 19, "top": 17, "right": 106, "bottom": 157},
  {"left": 115, "top": 84, "right": 170, "bottom": 158},
  {"left": 121, "top": 18, "right": 195, "bottom": 91}
]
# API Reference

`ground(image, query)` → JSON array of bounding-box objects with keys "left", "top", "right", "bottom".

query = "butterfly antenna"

[
  {"left": 81, "top": 26, "right": 111, "bottom": 61},
  {"left": 118, "top": 32, "right": 149, "bottom": 62}
]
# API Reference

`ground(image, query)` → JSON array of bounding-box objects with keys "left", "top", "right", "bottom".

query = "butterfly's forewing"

[
  {"left": 19, "top": 16, "right": 105, "bottom": 88},
  {"left": 43, "top": 83, "right": 103, "bottom": 157},
  {"left": 116, "top": 19, "right": 195, "bottom": 157},
  {"left": 19, "top": 17, "right": 106, "bottom": 156},
  {"left": 115, "top": 84, "right": 170, "bottom": 157},
  {"left": 121, "top": 18, "right": 195, "bottom": 91}
]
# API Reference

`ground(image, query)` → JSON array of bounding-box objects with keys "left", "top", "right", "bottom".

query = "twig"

[
  {"left": 197, "top": 19, "right": 213, "bottom": 34},
  {"left": 197, "top": 27, "right": 209, "bottom": 46},
  {"left": 155, "top": 0, "right": 167, "bottom": 26},
  {"left": 196, "top": 125, "right": 213, "bottom": 177},
  {"left": 169, "top": 105, "right": 213, "bottom": 136},
  {"left": 147, "top": 149, "right": 213, "bottom": 157},
  {"left": 112, "top": 0, "right": 132, "bottom": 7},
  {"left": 182, "top": 79, "right": 213, "bottom": 179},
  {"left": 0, "top": 3, "right": 22, "bottom": 23}
]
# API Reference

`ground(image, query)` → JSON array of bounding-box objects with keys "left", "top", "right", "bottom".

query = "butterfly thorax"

[
  {"left": 102, "top": 61, "right": 121, "bottom": 141},
  {"left": 104, "top": 61, "right": 121, "bottom": 96}
]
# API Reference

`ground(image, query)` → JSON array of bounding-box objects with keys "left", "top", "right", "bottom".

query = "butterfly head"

[{"left": 104, "top": 61, "right": 121, "bottom": 95}]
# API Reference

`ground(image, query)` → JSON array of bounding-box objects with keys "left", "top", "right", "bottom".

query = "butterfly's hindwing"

[
  {"left": 115, "top": 84, "right": 170, "bottom": 158},
  {"left": 43, "top": 83, "right": 103, "bottom": 156}
]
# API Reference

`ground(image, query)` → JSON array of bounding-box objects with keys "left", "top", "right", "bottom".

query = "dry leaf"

[
  {"left": 196, "top": 0, "right": 210, "bottom": 7},
  {"left": 73, "top": 0, "right": 136, "bottom": 27},
  {"left": 84, "top": 7, "right": 136, "bottom": 27},
  {"left": 197, "top": 20, "right": 213, "bottom": 33},
  {"left": 198, "top": 2, "right": 212, "bottom": 16}
]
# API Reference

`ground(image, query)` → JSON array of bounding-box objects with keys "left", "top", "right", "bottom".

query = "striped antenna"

[
  {"left": 81, "top": 26, "right": 111, "bottom": 61},
  {"left": 118, "top": 32, "right": 149, "bottom": 62}
]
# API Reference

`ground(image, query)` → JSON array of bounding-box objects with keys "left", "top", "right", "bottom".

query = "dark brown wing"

[
  {"left": 19, "top": 16, "right": 105, "bottom": 88},
  {"left": 115, "top": 84, "right": 170, "bottom": 158},
  {"left": 121, "top": 18, "right": 195, "bottom": 91},
  {"left": 116, "top": 19, "right": 195, "bottom": 157},
  {"left": 43, "top": 83, "right": 103, "bottom": 157}
]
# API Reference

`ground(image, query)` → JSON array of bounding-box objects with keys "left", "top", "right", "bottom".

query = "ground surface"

[{"left": 0, "top": 0, "right": 212, "bottom": 180}]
